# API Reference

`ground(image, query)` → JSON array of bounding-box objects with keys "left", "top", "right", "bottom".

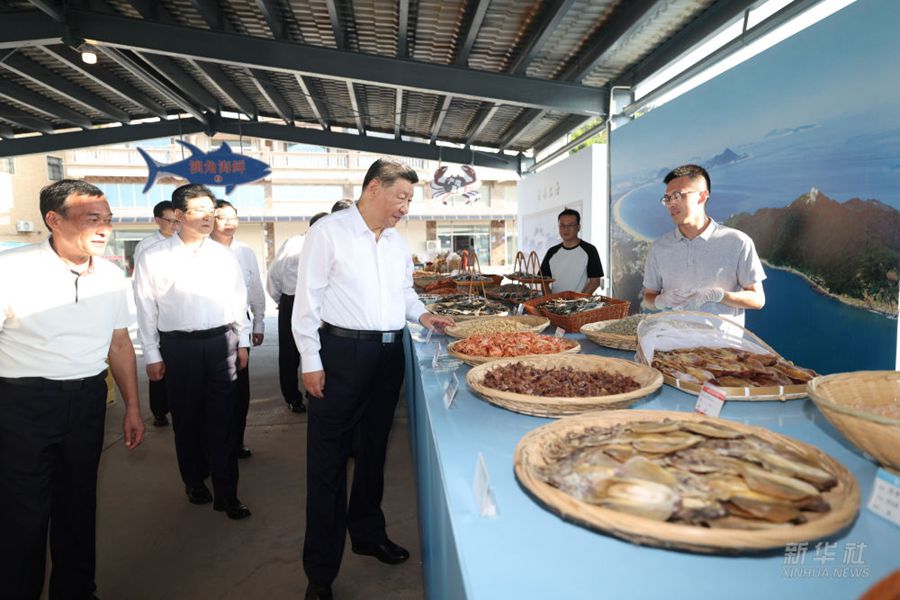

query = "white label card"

[
  {"left": 425, "top": 327, "right": 433, "bottom": 344},
  {"left": 515, "top": 303, "right": 525, "bottom": 316},
  {"left": 867, "top": 468, "right": 900, "bottom": 527},
  {"left": 554, "top": 326, "right": 566, "bottom": 338},
  {"left": 443, "top": 372, "right": 459, "bottom": 409},
  {"left": 432, "top": 342, "right": 443, "bottom": 369},
  {"left": 472, "top": 452, "right": 497, "bottom": 517},
  {"left": 695, "top": 384, "right": 726, "bottom": 417}
]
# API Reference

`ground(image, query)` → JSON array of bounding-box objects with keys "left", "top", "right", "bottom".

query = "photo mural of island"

[{"left": 610, "top": 0, "right": 899, "bottom": 374}]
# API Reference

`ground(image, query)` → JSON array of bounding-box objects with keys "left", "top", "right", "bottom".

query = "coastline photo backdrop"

[{"left": 610, "top": 0, "right": 899, "bottom": 374}]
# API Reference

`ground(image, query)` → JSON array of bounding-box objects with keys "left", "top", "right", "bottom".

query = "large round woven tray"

[
  {"left": 636, "top": 311, "right": 811, "bottom": 401},
  {"left": 581, "top": 319, "right": 639, "bottom": 351},
  {"left": 445, "top": 315, "right": 551, "bottom": 339},
  {"left": 426, "top": 301, "right": 509, "bottom": 322},
  {"left": 466, "top": 355, "right": 662, "bottom": 417},
  {"left": 447, "top": 336, "right": 580, "bottom": 366},
  {"left": 514, "top": 409, "right": 860, "bottom": 553},
  {"left": 808, "top": 371, "right": 900, "bottom": 475}
]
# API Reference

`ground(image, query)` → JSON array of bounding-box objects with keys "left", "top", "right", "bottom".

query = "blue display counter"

[{"left": 405, "top": 331, "right": 899, "bottom": 600}]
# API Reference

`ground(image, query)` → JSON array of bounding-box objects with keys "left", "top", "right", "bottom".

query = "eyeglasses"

[
  {"left": 215, "top": 216, "right": 239, "bottom": 224},
  {"left": 558, "top": 223, "right": 579, "bottom": 229},
  {"left": 186, "top": 208, "right": 216, "bottom": 216},
  {"left": 660, "top": 190, "right": 703, "bottom": 205},
  {"left": 158, "top": 217, "right": 178, "bottom": 225}
]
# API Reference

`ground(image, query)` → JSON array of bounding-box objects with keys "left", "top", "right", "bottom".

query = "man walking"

[
  {"left": 134, "top": 183, "right": 252, "bottom": 520},
  {"left": 0, "top": 179, "right": 144, "bottom": 599},
  {"left": 293, "top": 159, "right": 453, "bottom": 600}
]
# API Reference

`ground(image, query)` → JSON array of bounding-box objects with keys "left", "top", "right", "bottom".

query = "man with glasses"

[
  {"left": 642, "top": 164, "right": 765, "bottom": 325},
  {"left": 211, "top": 199, "right": 265, "bottom": 459},
  {"left": 0, "top": 180, "right": 145, "bottom": 599},
  {"left": 133, "top": 199, "right": 179, "bottom": 428},
  {"left": 134, "top": 183, "right": 252, "bottom": 520},
  {"left": 540, "top": 208, "right": 604, "bottom": 294}
]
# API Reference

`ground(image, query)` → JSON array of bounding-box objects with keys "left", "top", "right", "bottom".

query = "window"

[{"left": 47, "top": 156, "right": 63, "bottom": 181}]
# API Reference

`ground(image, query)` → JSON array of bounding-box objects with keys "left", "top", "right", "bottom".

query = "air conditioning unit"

[
  {"left": 425, "top": 240, "right": 440, "bottom": 252},
  {"left": 16, "top": 220, "right": 35, "bottom": 233}
]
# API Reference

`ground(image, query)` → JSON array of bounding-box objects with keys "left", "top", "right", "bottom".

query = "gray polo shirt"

[{"left": 642, "top": 219, "right": 765, "bottom": 326}]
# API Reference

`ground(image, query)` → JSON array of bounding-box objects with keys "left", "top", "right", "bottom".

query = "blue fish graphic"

[{"left": 137, "top": 140, "right": 271, "bottom": 195}]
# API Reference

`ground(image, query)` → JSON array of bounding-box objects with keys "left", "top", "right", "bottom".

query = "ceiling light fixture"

[{"left": 78, "top": 43, "right": 97, "bottom": 65}]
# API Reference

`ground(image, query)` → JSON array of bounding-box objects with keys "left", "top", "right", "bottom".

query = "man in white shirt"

[
  {"left": 642, "top": 164, "right": 766, "bottom": 326},
  {"left": 132, "top": 199, "right": 179, "bottom": 428},
  {"left": 211, "top": 199, "right": 265, "bottom": 459},
  {"left": 266, "top": 211, "right": 328, "bottom": 414},
  {"left": 134, "top": 184, "right": 252, "bottom": 520},
  {"left": 0, "top": 180, "right": 144, "bottom": 599},
  {"left": 293, "top": 159, "right": 453, "bottom": 600}
]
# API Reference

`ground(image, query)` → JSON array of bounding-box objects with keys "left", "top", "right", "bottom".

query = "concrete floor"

[{"left": 76, "top": 316, "right": 424, "bottom": 600}]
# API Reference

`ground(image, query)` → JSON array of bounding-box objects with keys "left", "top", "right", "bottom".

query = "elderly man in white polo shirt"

[
  {"left": 642, "top": 164, "right": 766, "bottom": 326},
  {"left": 0, "top": 179, "right": 144, "bottom": 599}
]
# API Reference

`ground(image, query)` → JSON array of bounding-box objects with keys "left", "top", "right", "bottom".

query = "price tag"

[
  {"left": 867, "top": 468, "right": 900, "bottom": 527},
  {"left": 695, "top": 383, "right": 726, "bottom": 417},
  {"left": 515, "top": 303, "right": 525, "bottom": 316},
  {"left": 472, "top": 452, "right": 497, "bottom": 517},
  {"left": 432, "top": 342, "right": 443, "bottom": 369},
  {"left": 425, "top": 327, "right": 433, "bottom": 344},
  {"left": 443, "top": 372, "right": 459, "bottom": 409},
  {"left": 554, "top": 326, "right": 566, "bottom": 338}
]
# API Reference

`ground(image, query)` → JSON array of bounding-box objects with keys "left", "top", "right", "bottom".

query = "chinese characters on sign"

[{"left": 782, "top": 541, "right": 870, "bottom": 578}]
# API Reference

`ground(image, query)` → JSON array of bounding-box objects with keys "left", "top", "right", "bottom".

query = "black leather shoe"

[
  {"left": 153, "top": 415, "right": 169, "bottom": 427},
  {"left": 237, "top": 446, "right": 252, "bottom": 459},
  {"left": 304, "top": 583, "right": 333, "bottom": 600},
  {"left": 185, "top": 483, "right": 212, "bottom": 505},
  {"left": 351, "top": 539, "right": 410, "bottom": 565},
  {"left": 213, "top": 497, "right": 251, "bottom": 520},
  {"left": 288, "top": 400, "right": 307, "bottom": 414}
]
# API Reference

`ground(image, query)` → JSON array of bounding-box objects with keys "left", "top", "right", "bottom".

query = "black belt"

[
  {"left": 321, "top": 322, "right": 404, "bottom": 344},
  {"left": 0, "top": 369, "right": 107, "bottom": 391},
  {"left": 159, "top": 325, "right": 230, "bottom": 340}
]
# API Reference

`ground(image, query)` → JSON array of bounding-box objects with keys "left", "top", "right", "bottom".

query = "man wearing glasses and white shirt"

[
  {"left": 134, "top": 184, "right": 252, "bottom": 520},
  {"left": 642, "top": 164, "right": 766, "bottom": 326},
  {"left": 132, "top": 199, "right": 179, "bottom": 428}
]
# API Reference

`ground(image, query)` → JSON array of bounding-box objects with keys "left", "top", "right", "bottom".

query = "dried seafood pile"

[
  {"left": 541, "top": 297, "right": 606, "bottom": 315},
  {"left": 601, "top": 314, "right": 647, "bottom": 336},
  {"left": 537, "top": 419, "right": 838, "bottom": 528},
  {"left": 492, "top": 283, "right": 540, "bottom": 301},
  {"left": 482, "top": 363, "right": 640, "bottom": 397},
  {"left": 453, "top": 273, "right": 493, "bottom": 282},
  {"left": 452, "top": 332, "right": 576, "bottom": 358},
  {"left": 449, "top": 318, "right": 531, "bottom": 336},
  {"left": 429, "top": 297, "right": 507, "bottom": 316},
  {"left": 652, "top": 347, "right": 817, "bottom": 388},
  {"left": 508, "top": 271, "right": 551, "bottom": 281}
]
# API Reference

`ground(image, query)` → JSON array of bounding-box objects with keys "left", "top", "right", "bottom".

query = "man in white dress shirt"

[
  {"left": 0, "top": 180, "right": 144, "bottom": 599},
  {"left": 211, "top": 199, "right": 265, "bottom": 459},
  {"left": 293, "top": 159, "right": 453, "bottom": 600},
  {"left": 132, "top": 199, "right": 179, "bottom": 428},
  {"left": 134, "top": 184, "right": 252, "bottom": 520}
]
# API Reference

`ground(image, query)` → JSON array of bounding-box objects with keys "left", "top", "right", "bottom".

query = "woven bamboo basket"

[
  {"left": 524, "top": 291, "right": 630, "bottom": 333},
  {"left": 466, "top": 354, "right": 663, "bottom": 417},
  {"left": 514, "top": 409, "right": 860, "bottom": 553},
  {"left": 445, "top": 315, "right": 551, "bottom": 339},
  {"left": 580, "top": 318, "right": 643, "bottom": 351},
  {"left": 447, "top": 336, "right": 580, "bottom": 367},
  {"left": 808, "top": 371, "right": 900, "bottom": 475},
  {"left": 636, "top": 311, "right": 812, "bottom": 401}
]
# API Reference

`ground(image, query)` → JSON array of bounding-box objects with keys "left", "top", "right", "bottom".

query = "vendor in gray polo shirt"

[{"left": 642, "top": 164, "right": 766, "bottom": 326}]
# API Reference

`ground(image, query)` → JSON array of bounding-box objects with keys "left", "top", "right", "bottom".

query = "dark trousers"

[
  {"left": 235, "top": 350, "right": 250, "bottom": 449},
  {"left": 277, "top": 294, "right": 301, "bottom": 404},
  {"left": 149, "top": 377, "right": 169, "bottom": 419},
  {"left": 302, "top": 329, "right": 405, "bottom": 586},
  {"left": 160, "top": 330, "right": 239, "bottom": 501},
  {"left": 0, "top": 375, "right": 107, "bottom": 600}
]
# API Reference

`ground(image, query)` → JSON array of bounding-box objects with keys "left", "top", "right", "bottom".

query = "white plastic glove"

[
  {"left": 681, "top": 287, "right": 725, "bottom": 310},
  {"left": 653, "top": 289, "right": 692, "bottom": 310}
]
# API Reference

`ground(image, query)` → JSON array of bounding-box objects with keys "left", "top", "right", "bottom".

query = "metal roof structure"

[{"left": 0, "top": 0, "right": 777, "bottom": 170}]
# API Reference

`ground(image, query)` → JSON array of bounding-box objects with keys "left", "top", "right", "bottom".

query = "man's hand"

[
  {"left": 252, "top": 333, "right": 264, "bottom": 346},
  {"left": 420, "top": 312, "right": 455, "bottom": 332},
  {"left": 123, "top": 406, "right": 145, "bottom": 450},
  {"left": 146, "top": 361, "right": 165, "bottom": 381},
  {"left": 303, "top": 370, "right": 325, "bottom": 399},
  {"left": 654, "top": 289, "right": 692, "bottom": 310},
  {"left": 237, "top": 347, "right": 249, "bottom": 371},
  {"left": 682, "top": 287, "right": 725, "bottom": 310}
]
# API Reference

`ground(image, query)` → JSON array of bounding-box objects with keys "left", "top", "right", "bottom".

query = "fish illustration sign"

[{"left": 137, "top": 140, "right": 271, "bottom": 195}]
